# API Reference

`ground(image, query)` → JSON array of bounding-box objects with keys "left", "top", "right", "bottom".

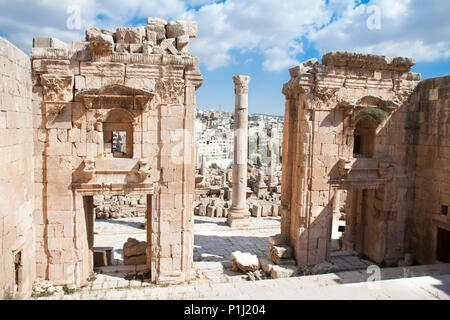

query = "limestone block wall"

[
  {"left": 281, "top": 52, "right": 421, "bottom": 266},
  {"left": 0, "top": 37, "right": 35, "bottom": 296},
  {"left": 408, "top": 76, "right": 450, "bottom": 264},
  {"left": 31, "top": 18, "right": 202, "bottom": 286}
]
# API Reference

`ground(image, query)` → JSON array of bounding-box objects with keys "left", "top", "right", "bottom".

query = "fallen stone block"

[
  {"left": 206, "top": 205, "right": 216, "bottom": 217},
  {"left": 261, "top": 204, "right": 272, "bottom": 217},
  {"left": 259, "top": 257, "right": 275, "bottom": 275},
  {"left": 146, "top": 24, "right": 166, "bottom": 42},
  {"left": 272, "top": 204, "right": 279, "bottom": 217},
  {"left": 198, "top": 204, "right": 207, "bottom": 216},
  {"left": 166, "top": 20, "right": 198, "bottom": 39},
  {"left": 33, "top": 37, "right": 68, "bottom": 49},
  {"left": 270, "top": 265, "right": 298, "bottom": 279},
  {"left": 270, "top": 244, "right": 293, "bottom": 259},
  {"left": 123, "top": 237, "right": 146, "bottom": 257},
  {"left": 231, "top": 251, "right": 259, "bottom": 272},
  {"left": 176, "top": 35, "right": 189, "bottom": 52},
  {"left": 116, "top": 27, "right": 145, "bottom": 44},
  {"left": 269, "top": 234, "right": 287, "bottom": 246},
  {"left": 252, "top": 204, "right": 261, "bottom": 218},
  {"left": 85, "top": 28, "right": 114, "bottom": 41}
]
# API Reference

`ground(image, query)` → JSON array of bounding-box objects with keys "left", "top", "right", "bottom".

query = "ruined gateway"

[
  {"left": 0, "top": 18, "right": 203, "bottom": 295},
  {"left": 0, "top": 17, "right": 449, "bottom": 297},
  {"left": 280, "top": 53, "right": 449, "bottom": 268}
]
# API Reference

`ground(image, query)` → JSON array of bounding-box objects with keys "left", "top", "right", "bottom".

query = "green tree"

[
  {"left": 209, "top": 163, "right": 219, "bottom": 169},
  {"left": 256, "top": 156, "right": 262, "bottom": 168}
]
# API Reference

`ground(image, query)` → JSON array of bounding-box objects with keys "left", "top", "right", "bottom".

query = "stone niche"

[{"left": 31, "top": 17, "right": 203, "bottom": 287}]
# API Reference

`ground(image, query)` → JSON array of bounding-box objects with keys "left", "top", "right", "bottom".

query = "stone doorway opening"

[
  {"left": 436, "top": 227, "right": 450, "bottom": 263},
  {"left": 82, "top": 193, "right": 152, "bottom": 280},
  {"left": 13, "top": 251, "right": 23, "bottom": 293},
  {"left": 329, "top": 189, "right": 377, "bottom": 271}
]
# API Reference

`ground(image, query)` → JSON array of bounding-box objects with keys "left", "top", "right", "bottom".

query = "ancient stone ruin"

[
  {"left": 0, "top": 15, "right": 449, "bottom": 298},
  {"left": 279, "top": 52, "right": 449, "bottom": 268},
  {"left": 0, "top": 17, "right": 203, "bottom": 296}
]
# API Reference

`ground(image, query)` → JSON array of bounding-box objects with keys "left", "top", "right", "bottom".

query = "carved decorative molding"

[
  {"left": 137, "top": 159, "right": 151, "bottom": 181},
  {"left": 83, "top": 158, "right": 96, "bottom": 180},
  {"left": 155, "top": 79, "right": 185, "bottom": 105},
  {"left": 315, "top": 87, "right": 339, "bottom": 102},
  {"left": 75, "top": 84, "right": 155, "bottom": 111},
  {"left": 81, "top": 158, "right": 152, "bottom": 182},
  {"left": 233, "top": 75, "right": 250, "bottom": 95},
  {"left": 332, "top": 156, "right": 393, "bottom": 189},
  {"left": 40, "top": 75, "right": 74, "bottom": 121},
  {"left": 338, "top": 158, "right": 356, "bottom": 177},
  {"left": 41, "top": 75, "right": 73, "bottom": 102}
]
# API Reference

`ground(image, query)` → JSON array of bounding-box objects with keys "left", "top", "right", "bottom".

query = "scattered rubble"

[{"left": 231, "top": 251, "right": 260, "bottom": 272}]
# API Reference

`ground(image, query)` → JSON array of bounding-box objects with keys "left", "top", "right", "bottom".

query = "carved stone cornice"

[{"left": 184, "top": 66, "right": 203, "bottom": 90}]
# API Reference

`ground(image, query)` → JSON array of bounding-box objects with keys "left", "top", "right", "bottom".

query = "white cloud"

[
  {"left": 0, "top": 0, "right": 448, "bottom": 71},
  {"left": 0, "top": 0, "right": 189, "bottom": 53},
  {"left": 178, "top": 0, "right": 333, "bottom": 71},
  {"left": 309, "top": 0, "right": 450, "bottom": 62}
]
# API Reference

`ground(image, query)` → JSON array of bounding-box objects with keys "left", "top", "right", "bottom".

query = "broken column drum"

[{"left": 228, "top": 75, "right": 251, "bottom": 227}]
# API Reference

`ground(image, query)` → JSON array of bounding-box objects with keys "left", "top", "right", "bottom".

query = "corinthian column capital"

[{"left": 233, "top": 75, "right": 251, "bottom": 95}]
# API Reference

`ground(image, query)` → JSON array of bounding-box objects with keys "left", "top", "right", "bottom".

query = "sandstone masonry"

[{"left": 279, "top": 52, "right": 449, "bottom": 267}]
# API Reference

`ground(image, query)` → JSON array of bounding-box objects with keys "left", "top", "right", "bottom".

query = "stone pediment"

[
  {"left": 338, "top": 95, "right": 399, "bottom": 110},
  {"left": 75, "top": 84, "right": 155, "bottom": 110}
]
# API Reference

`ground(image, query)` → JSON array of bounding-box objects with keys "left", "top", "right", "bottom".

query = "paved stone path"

[
  {"left": 194, "top": 216, "right": 280, "bottom": 262},
  {"left": 36, "top": 263, "right": 450, "bottom": 300},
  {"left": 81, "top": 216, "right": 450, "bottom": 301},
  {"left": 94, "top": 216, "right": 281, "bottom": 264}
]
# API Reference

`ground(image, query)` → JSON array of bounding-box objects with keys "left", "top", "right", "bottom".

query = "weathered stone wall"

[
  {"left": 281, "top": 52, "right": 421, "bottom": 267},
  {"left": 0, "top": 37, "right": 35, "bottom": 296},
  {"left": 31, "top": 18, "right": 202, "bottom": 286},
  {"left": 407, "top": 76, "right": 450, "bottom": 264}
]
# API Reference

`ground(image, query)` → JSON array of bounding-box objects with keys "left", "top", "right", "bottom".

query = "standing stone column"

[
  {"left": 228, "top": 75, "right": 251, "bottom": 227},
  {"left": 267, "top": 131, "right": 275, "bottom": 187},
  {"left": 200, "top": 154, "right": 206, "bottom": 176}
]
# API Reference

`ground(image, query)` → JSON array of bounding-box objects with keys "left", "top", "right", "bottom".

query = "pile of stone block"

[
  {"left": 248, "top": 200, "right": 280, "bottom": 217},
  {"left": 73, "top": 18, "right": 198, "bottom": 57},
  {"left": 194, "top": 198, "right": 231, "bottom": 218},
  {"left": 260, "top": 234, "right": 299, "bottom": 279},
  {"left": 94, "top": 194, "right": 146, "bottom": 219}
]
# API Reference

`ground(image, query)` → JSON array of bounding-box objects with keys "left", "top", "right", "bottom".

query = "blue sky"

[{"left": 1, "top": 0, "right": 449, "bottom": 116}]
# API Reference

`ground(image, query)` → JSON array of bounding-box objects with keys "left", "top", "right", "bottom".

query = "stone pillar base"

[{"left": 227, "top": 209, "right": 250, "bottom": 227}]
